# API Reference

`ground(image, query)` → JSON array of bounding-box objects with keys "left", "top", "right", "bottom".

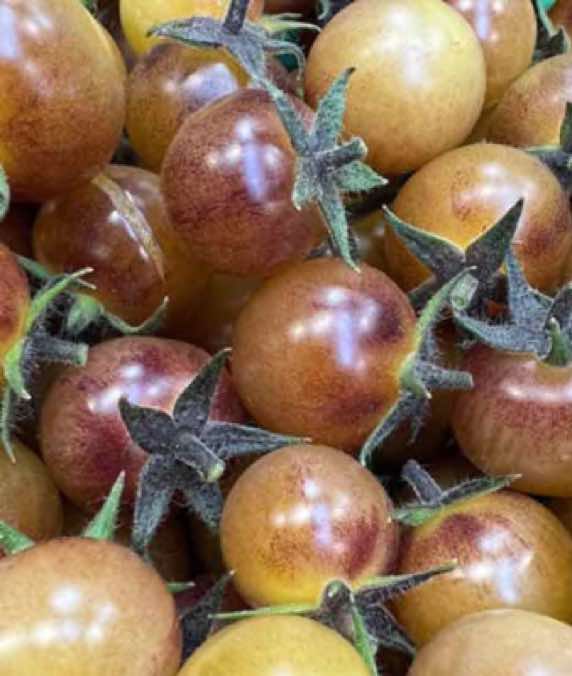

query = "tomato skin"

[
  {"left": 0, "top": 538, "right": 181, "bottom": 676},
  {"left": 0, "top": 0, "right": 126, "bottom": 202},
  {"left": 408, "top": 609, "right": 572, "bottom": 675},
  {"left": 40, "top": 337, "right": 245, "bottom": 512},
  {"left": 384, "top": 144, "right": 572, "bottom": 294},
  {"left": 178, "top": 615, "right": 371, "bottom": 675},
  {"left": 221, "top": 444, "right": 399, "bottom": 607},
  {"left": 161, "top": 89, "right": 323, "bottom": 278},
  {"left": 452, "top": 345, "right": 572, "bottom": 497},
  {"left": 551, "top": 0, "right": 572, "bottom": 36},
  {"left": 232, "top": 258, "right": 416, "bottom": 450},
  {"left": 305, "top": 0, "right": 486, "bottom": 176},
  {"left": 445, "top": 0, "right": 536, "bottom": 108},
  {"left": 0, "top": 243, "right": 29, "bottom": 387}
]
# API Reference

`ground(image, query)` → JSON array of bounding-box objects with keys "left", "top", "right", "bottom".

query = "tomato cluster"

[{"left": 2, "top": 0, "right": 572, "bottom": 674}]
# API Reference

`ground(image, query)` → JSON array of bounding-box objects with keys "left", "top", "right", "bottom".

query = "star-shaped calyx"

[
  {"left": 384, "top": 199, "right": 523, "bottom": 309},
  {"left": 453, "top": 247, "right": 572, "bottom": 366},
  {"left": 150, "top": 0, "right": 314, "bottom": 80},
  {"left": 119, "top": 349, "right": 303, "bottom": 555},
  {"left": 528, "top": 102, "right": 572, "bottom": 191},
  {"left": 359, "top": 271, "right": 475, "bottom": 470},
  {"left": 262, "top": 69, "right": 386, "bottom": 270},
  {"left": 533, "top": 0, "right": 570, "bottom": 63}
]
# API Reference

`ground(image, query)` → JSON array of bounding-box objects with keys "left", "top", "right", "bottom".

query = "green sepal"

[
  {"left": 168, "top": 581, "right": 196, "bottom": 594},
  {"left": 350, "top": 603, "right": 378, "bottom": 676},
  {"left": 546, "top": 318, "right": 572, "bottom": 366},
  {"left": 259, "top": 13, "right": 320, "bottom": 36},
  {"left": 0, "top": 521, "right": 34, "bottom": 555},
  {"left": 528, "top": 103, "right": 572, "bottom": 190},
  {"left": 0, "top": 166, "right": 9, "bottom": 223},
  {"left": 0, "top": 388, "right": 15, "bottom": 462},
  {"left": 83, "top": 472, "right": 125, "bottom": 541}
]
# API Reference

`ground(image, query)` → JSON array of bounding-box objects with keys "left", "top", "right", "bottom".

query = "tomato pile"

[{"left": 3, "top": 0, "right": 572, "bottom": 674}]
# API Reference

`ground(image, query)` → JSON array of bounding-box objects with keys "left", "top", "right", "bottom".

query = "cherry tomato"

[
  {"left": 40, "top": 336, "right": 245, "bottom": 512},
  {"left": 0, "top": 205, "right": 35, "bottom": 256},
  {"left": 445, "top": 0, "right": 536, "bottom": 109},
  {"left": 409, "top": 609, "right": 572, "bottom": 675},
  {"left": 551, "top": 0, "right": 572, "bottom": 36},
  {"left": 393, "top": 490, "right": 572, "bottom": 646},
  {"left": 384, "top": 143, "right": 572, "bottom": 293},
  {"left": 305, "top": 0, "right": 486, "bottom": 176},
  {"left": 33, "top": 165, "right": 209, "bottom": 333},
  {"left": 264, "top": 0, "right": 314, "bottom": 13},
  {"left": 221, "top": 444, "right": 399, "bottom": 607},
  {"left": 488, "top": 54, "right": 572, "bottom": 147},
  {"left": 0, "top": 0, "right": 126, "bottom": 202},
  {"left": 161, "top": 89, "right": 323, "bottom": 277},
  {"left": 232, "top": 258, "right": 416, "bottom": 450},
  {"left": 453, "top": 345, "right": 572, "bottom": 497},
  {"left": 0, "top": 538, "right": 181, "bottom": 675},
  {"left": 178, "top": 615, "right": 370, "bottom": 675},
  {"left": 119, "top": 0, "right": 264, "bottom": 56},
  {"left": 352, "top": 211, "right": 387, "bottom": 271}
]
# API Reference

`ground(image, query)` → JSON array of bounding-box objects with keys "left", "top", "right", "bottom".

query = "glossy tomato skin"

[
  {"left": 445, "top": 0, "right": 536, "bottom": 108},
  {"left": 0, "top": 538, "right": 181, "bottom": 675},
  {"left": 221, "top": 444, "right": 399, "bottom": 607},
  {"left": 488, "top": 54, "right": 572, "bottom": 147},
  {"left": 408, "top": 609, "right": 572, "bottom": 675},
  {"left": 161, "top": 89, "right": 323, "bottom": 277},
  {"left": 120, "top": 0, "right": 264, "bottom": 56},
  {"left": 40, "top": 337, "right": 245, "bottom": 512},
  {"left": 384, "top": 144, "right": 572, "bottom": 293},
  {"left": 0, "top": 0, "right": 126, "bottom": 202},
  {"left": 0, "top": 205, "right": 35, "bottom": 256},
  {"left": 33, "top": 165, "right": 209, "bottom": 333},
  {"left": 305, "top": 0, "right": 486, "bottom": 176},
  {"left": 232, "top": 258, "right": 417, "bottom": 450},
  {"left": 0, "top": 243, "right": 29, "bottom": 387},
  {"left": 393, "top": 490, "right": 572, "bottom": 646},
  {"left": 178, "top": 615, "right": 370, "bottom": 675},
  {"left": 453, "top": 346, "right": 572, "bottom": 497}
]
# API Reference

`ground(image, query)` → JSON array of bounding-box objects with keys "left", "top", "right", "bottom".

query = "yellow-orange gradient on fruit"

[
  {"left": 408, "top": 609, "right": 572, "bottom": 675},
  {"left": 221, "top": 444, "right": 399, "bottom": 607},
  {"left": 393, "top": 490, "right": 572, "bottom": 646},
  {"left": 384, "top": 144, "right": 572, "bottom": 294},
  {"left": 177, "top": 615, "right": 371, "bottom": 676},
  {"left": 0, "top": 539, "right": 181, "bottom": 675},
  {"left": 305, "top": 0, "right": 486, "bottom": 176}
]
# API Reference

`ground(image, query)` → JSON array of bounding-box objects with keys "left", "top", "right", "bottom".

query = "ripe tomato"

[
  {"left": 221, "top": 444, "right": 399, "bottom": 607},
  {"left": 305, "top": 0, "right": 486, "bottom": 176},
  {"left": 384, "top": 143, "right": 572, "bottom": 293},
  {"left": 551, "top": 0, "right": 572, "bottom": 36},
  {"left": 0, "top": 0, "right": 126, "bottom": 202},
  {"left": 40, "top": 336, "right": 245, "bottom": 512},
  {"left": 178, "top": 615, "right": 370, "bottom": 675},
  {"left": 0, "top": 538, "right": 181, "bottom": 675},
  {"left": 232, "top": 258, "right": 416, "bottom": 450},
  {"left": 161, "top": 89, "right": 323, "bottom": 277},
  {"left": 409, "top": 609, "right": 572, "bottom": 675},
  {"left": 33, "top": 165, "right": 209, "bottom": 333}
]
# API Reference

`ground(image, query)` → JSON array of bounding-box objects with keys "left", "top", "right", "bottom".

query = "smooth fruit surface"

[{"left": 0, "top": 243, "right": 29, "bottom": 387}]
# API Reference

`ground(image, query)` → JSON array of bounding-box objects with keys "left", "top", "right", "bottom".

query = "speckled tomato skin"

[
  {"left": 233, "top": 258, "right": 417, "bottom": 450},
  {"left": 0, "top": 538, "right": 181, "bottom": 675},
  {"left": 0, "top": 243, "right": 29, "bottom": 388},
  {"left": 394, "top": 490, "right": 572, "bottom": 646},
  {"left": 40, "top": 337, "right": 245, "bottom": 513},
  {"left": 221, "top": 444, "right": 399, "bottom": 607},
  {"left": 453, "top": 345, "right": 572, "bottom": 497},
  {"left": 384, "top": 144, "right": 572, "bottom": 294}
]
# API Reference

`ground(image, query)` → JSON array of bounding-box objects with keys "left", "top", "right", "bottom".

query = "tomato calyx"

[
  {"left": 533, "top": 0, "right": 570, "bottom": 63},
  {"left": 149, "top": 0, "right": 308, "bottom": 80},
  {"left": 264, "top": 69, "right": 386, "bottom": 271},
  {"left": 119, "top": 349, "right": 303, "bottom": 555},
  {"left": 528, "top": 102, "right": 572, "bottom": 190},
  {"left": 360, "top": 271, "right": 474, "bottom": 469},
  {"left": 394, "top": 460, "right": 519, "bottom": 528},
  {"left": 386, "top": 199, "right": 523, "bottom": 310}
]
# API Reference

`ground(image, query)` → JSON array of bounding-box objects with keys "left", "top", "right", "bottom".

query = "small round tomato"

[
  {"left": 40, "top": 336, "right": 245, "bottom": 512},
  {"left": 305, "top": 0, "right": 486, "bottom": 176},
  {"left": 0, "top": 0, "right": 126, "bottom": 202},
  {"left": 551, "top": 0, "right": 572, "bottom": 36},
  {"left": 178, "top": 615, "right": 370, "bottom": 675},
  {"left": 409, "top": 609, "right": 572, "bottom": 675},
  {"left": 0, "top": 205, "right": 35, "bottom": 256},
  {"left": 393, "top": 490, "right": 572, "bottom": 646},
  {"left": 0, "top": 440, "right": 62, "bottom": 547},
  {"left": 221, "top": 444, "right": 399, "bottom": 607},
  {"left": 232, "top": 258, "right": 416, "bottom": 450},
  {"left": 488, "top": 54, "right": 572, "bottom": 147},
  {"left": 384, "top": 143, "right": 572, "bottom": 293},
  {"left": 352, "top": 211, "right": 387, "bottom": 271},
  {"left": 445, "top": 0, "right": 536, "bottom": 108},
  {"left": 33, "top": 165, "right": 209, "bottom": 333},
  {"left": 0, "top": 244, "right": 29, "bottom": 389},
  {"left": 161, "top": 89, "right": 323, "bottom": 277},
  {"left": 120, "top": 0, "right": 264, "bottom": 56},
  {"left": 453, "top": 345, "right": 572, "bottom": 497},
  {"left": 0, "top": 538, "right": 181, "bottom": 675}
]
